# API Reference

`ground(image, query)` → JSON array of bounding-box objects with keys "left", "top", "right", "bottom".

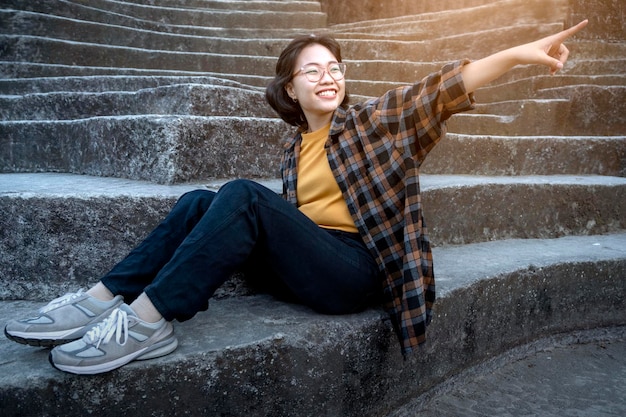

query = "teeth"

[{"left": 318, "top": 90, "right": 335, "bottom": 97}]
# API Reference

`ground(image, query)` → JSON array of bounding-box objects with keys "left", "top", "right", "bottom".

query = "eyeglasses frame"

[{"left": 293, "top": 62, "right": 347, "bottom": 83}]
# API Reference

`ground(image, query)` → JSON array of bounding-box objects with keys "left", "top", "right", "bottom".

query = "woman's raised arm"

[{"left": 460, "top": 19, "right": 588, "bottom": 94}]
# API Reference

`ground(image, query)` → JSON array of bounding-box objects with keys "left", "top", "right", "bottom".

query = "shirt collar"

[{"left": 329, "top": 105, "right": 348, "bottom": 137}]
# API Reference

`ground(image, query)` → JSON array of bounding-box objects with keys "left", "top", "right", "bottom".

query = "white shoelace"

[
  {"left": 85, "top": 308, "right": 129, "bottom": 349},
  {"left": 40, "top": 289, "right": 85, "bottom": 314}
]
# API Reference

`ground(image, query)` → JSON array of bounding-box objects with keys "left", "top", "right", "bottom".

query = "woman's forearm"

[{"left": 460, "top": 46, "right": 520, "bottom": 94}]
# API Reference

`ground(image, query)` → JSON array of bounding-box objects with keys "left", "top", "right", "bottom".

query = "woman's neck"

[{"left": 305, "top": 113, "right": 333, "bottom": 133}]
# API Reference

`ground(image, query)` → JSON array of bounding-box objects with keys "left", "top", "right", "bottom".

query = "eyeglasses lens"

[{"left": 302, "top": 63, "right": 346, "bottom": 82}]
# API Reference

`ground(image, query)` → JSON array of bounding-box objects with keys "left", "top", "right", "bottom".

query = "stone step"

[
  {"left": 68, "top": 0, "right": 325, "bottom": 27},
  {"left": 0, "top": 75, "right": 265, "bottom": 97},
  {"left": 401, "top": 329, "right": 626, "bottom": 417},
  {"left": 4, "top": 0, "right": 326, "bottom": 30},
  {"left": 422, "top": 133, "right": 626, "bottom": 177},
  {"left": 0, "top": 116, "right": 291, "bottom": 183},
  {"left": 475, "top": 74, "right": 626, "bottom": 103},
  {"left": 0, "top": 75, "right": 263, "bottom": 95},
  {"left": 0, "top": 10, "right": 310, "bottom": 54},
  {"left": 2, "top": 112, "right": 624, "bottom": 182},
  {"left": 0, "top": 62, "right": 273, "bottom": 87},
  {"left": 566, "top": 40, "right": 626, "bottom": 61},
  {"left": 490, "top": 59, "right": 626, "bottom": 86},
  {"left": 448, "top": 90, "right": 625, "bottom": 136},
  {"left": 5, "top": 81, "right": 619, "bottom": 122},
  {"left": 328, "top": 0, "right": 568, "bottom": 39},
  {"left": 337, "top": 23, "right": 563, "bottom": 61},
  {"left": 1, "top": 173, "right": 624, "bottom": 301},
  {"left": 2, "top": 112, "right": 624, "bottom": 181},
  {"left": 420, "top": 175, "right": 626, "bottom": 245},
  {"left": 121, "top": 0, "right": 323, "bottom": 13},
  {"left": 326, "top": 0, "right": 504, "bottom": 24},
  {"left": 0, "top": 83, "right": 275, "bottom": 121},
  {"left": 1, "top": 232, "right": 624, "bottom": 416},
  {"left": 0, "top": 35, "right": 280, "bottom": 76}
]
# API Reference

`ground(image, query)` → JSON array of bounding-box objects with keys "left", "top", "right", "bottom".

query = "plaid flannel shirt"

[{"left": 281, "top": 60, "right": 475, "bottom": 355}]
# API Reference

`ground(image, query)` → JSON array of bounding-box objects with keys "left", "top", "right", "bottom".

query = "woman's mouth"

[{"left": 317, "top": 89, "right": 337, "bottom": 97}]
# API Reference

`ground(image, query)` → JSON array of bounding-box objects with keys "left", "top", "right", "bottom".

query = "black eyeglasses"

[{"left": 293, "top": 63, "right": 347, "bottom": 83}]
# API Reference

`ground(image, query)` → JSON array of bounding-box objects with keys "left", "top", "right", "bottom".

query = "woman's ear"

[{"left": 285, "top": 83, "right": 296, "bottom": 101}]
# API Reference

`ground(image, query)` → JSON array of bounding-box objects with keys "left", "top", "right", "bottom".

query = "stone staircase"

[{"left": 0, "top": 0, "right": 624, "bottom": 416}]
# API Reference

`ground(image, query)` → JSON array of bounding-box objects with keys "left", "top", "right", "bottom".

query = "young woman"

[{"left": 5, "top": 20, "right": 588, "bottom": 374}]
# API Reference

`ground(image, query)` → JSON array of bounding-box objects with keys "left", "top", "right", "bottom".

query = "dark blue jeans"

[{"left": 101, "top": 179, "right": 381, "bottom": 322}]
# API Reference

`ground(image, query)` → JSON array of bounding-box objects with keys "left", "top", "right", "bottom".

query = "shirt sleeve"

[{"left": 371, "top": 59, "right": 475, "bottom": 163}]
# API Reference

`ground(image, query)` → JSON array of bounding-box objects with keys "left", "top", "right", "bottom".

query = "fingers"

[
  {"left": 545, "top": 20, "right": 586, "bottom": 75},
  {"left": 547, "top": 43, "right": 570, "bottom": 75}
]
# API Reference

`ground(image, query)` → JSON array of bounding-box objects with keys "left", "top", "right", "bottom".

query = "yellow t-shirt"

[{"left": 297, "top": 124, "right": 358, "bottom": 233}]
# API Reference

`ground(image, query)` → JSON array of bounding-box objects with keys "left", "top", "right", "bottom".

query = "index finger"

[{"left": 555, "top": 19, "right": 589, "bottom": 42}]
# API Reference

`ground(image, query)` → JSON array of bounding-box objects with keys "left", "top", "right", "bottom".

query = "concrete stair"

[{"left": 0, "top": 0, "right": 624, "bottom": 415}]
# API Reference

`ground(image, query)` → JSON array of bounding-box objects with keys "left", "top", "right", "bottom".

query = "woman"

[{"left": 4, "top": 20, "right": 588, "bottom": 374}]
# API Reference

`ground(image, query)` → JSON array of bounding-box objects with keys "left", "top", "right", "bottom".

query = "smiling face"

[{"left": 285, "top": 43, "right": 346, "bottom": 132}]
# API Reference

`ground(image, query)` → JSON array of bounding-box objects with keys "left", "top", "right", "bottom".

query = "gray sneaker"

[
  {"left": 4, "top": 290, "right": 124, "bottom": 347},
  {"left": 49, "top": 304, "right": 178, "bottom": 375}
]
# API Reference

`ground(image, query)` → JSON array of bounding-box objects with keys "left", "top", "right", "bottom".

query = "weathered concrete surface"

[
  {"left": 420, "top": 175, "right": 626, "bottom": 244},
  {"left": 1, "top": 0, "right": 326, "bottom": 31},
  {"left": 0, "top": 35, "right": 280, "bottom": 75},
  {"left": 328, "top": 0, "right": 568, "bottom": 38},
  {"left": 393, "top": 327, "right": 626, "bottom": 417},
  {"left": 422, "top": 134, "right": 626, "bottom": 177},
  {"left": 0, "top": 117, "right": 290, "bottom": 183},
  {"left": 323, "top": 0, "right": 625, "bottom": 42},
  {"left": 448, "top": 89, "right": 626, "bottom": 136},
  {"left": 0, "top": 234, "right": 624, "bottom": 417},
  {"left": 0, "top": 10, "right": 299, "bottom": 55},
  {"left": 0, "top": 296, "right": 395, "bottom": 417},
  {"left": 322, "top": 0, "right": 507, "bottom": 24},
  {"left": 0, "top": 84, "right": 274, "bottom": 121},
  {"left": 0, "top": 75, "right": 262, "bottom": 95},
  {"left": 567, "top": 0, "right": 626, "bottom": 42}
]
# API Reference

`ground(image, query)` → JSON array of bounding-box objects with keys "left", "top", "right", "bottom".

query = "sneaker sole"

[
  {"left": 49, "top": 336, "right": 179, "bottom": 375},
  {"left": 4, "top": 322, "right": 103, "bottom": 348},
  {"left": 4, "top": 326, "right": 82, "bottom": 348}
]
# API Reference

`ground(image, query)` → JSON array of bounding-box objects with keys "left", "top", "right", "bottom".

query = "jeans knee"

[
  {"left": 176, "top": 189, "right": 215, "bottom": 211},
  {"left": 218, "top": 179, "right": 263, "bottom": 200},
  {"left": 220, "top": 178, "right": 257, "bottom": 191}
]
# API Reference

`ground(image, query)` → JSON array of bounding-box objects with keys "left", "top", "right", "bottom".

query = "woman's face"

[{"left": 285, "top": 43, "right": 346, "bottom": 131}]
